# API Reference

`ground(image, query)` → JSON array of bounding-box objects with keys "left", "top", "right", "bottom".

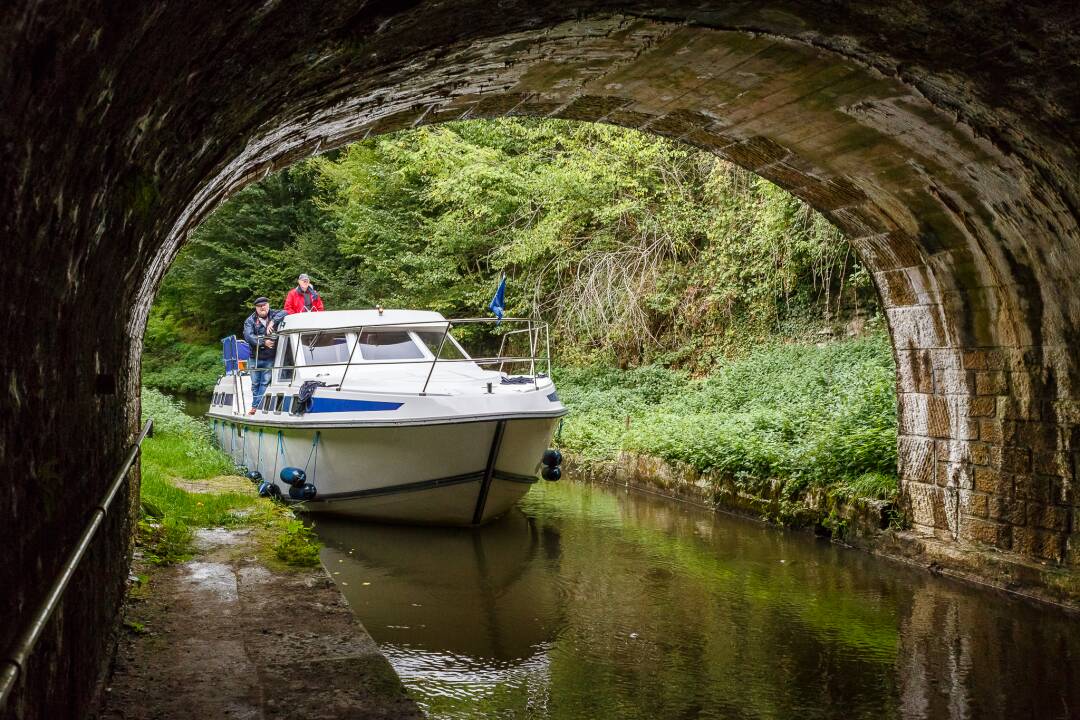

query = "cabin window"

[
  {"left": 299, "top": 332, "right": 350, "bottom": 366},
  {"left": 277, "top": 336, "right": 295, "bottom": 382},
  {"left": 357, "top": 330, "right": 424, "bottom": 361},
  {"left": 223, "top": 393, "right": 233, "bottom": 406},
  {"left": 274, "top": 394, "right": 284, "bottom": 413},
  {"left": 414, "top": 330, "right": 468, "bottom": 360},
  {"left": 212, "top": 392, "right": 219, "bottom": 405},
  {"left": 282, "top": 395, "right": 292, "bottom": 413},
  {"left": 262, "top": 395, "right": 273, "bottom": 411}
]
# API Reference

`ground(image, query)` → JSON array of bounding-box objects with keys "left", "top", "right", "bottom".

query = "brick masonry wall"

[{"left": 1, "top": 2, "right": 1077, "bottom": 717}]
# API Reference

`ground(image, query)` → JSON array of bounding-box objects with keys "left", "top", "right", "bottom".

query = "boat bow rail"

[{"left": 247, "top": 315, "right": 553, "bottom": 396}]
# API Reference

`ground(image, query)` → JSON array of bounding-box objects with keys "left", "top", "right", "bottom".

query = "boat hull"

[{"left": 211, "top": 416, "right": 559, "bottom": 525}]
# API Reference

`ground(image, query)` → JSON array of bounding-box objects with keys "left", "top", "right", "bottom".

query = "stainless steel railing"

[
  {"left": 228, "top": 318, "right": 553, "bottom": 399},
  {"left": 0, "top": 419, "right": 154, "bottom": 709}
]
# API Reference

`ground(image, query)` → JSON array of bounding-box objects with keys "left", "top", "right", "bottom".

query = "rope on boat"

[
  {"left": 256, "top": 428, "right": 263, "bottom": 471},
  {"left": 303, "top": 431, "right": 321, "bottom": 482},
  {"left": 273, "top": 430, "right": 285, "bottom": 482}
]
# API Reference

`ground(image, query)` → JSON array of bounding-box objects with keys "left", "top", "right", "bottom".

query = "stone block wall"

[{"left": 1, "top": 2, "right": 1077, "bottom": 716}]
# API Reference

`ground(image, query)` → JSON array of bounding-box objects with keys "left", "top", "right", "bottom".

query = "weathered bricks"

[
  {"left": 967, "top": 493, "right": 989, "bottom": 518},
  {"left": 969, "top": 442, "right": 991, "bottom": 466},
  {"left": 960, "top": 516, "right": 1011, "bottom": 548},
  {"left": 1026, "top": 503, "right": 1070, "bottom": 532},
  {"left": 974, "top": 466, "right": 1010, "bottom": 495},
  {"left": 976, "top": 371, "right": 1008, "bottom": 395},
  {"left": 979, "top": 419, "right": 1004, "bottom": 444},
  {"left": 3, "top": 4, "right": 1080, "bottom": 718},
  {"left": 968, "top": 396, "right": 997, "bottom": 417},
  {"left": 962, "top": 350, "right": 1007, "bottom": 370},
  {"left": 1012, "top": 527, "right": 1066, "bottom": 562},
  {"left": 990, "top": 446, "right": 1031, "bottom": 474},
  {"left": 988, "top": 496, "right": 1027, "bottom": 525}
]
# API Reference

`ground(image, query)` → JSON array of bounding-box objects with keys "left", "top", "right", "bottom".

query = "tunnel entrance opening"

[
  {"left": 3, "top": 6, "right": 1078, "bottom": 718},
  {"left": 133, "top": 17, "right": 1077, "bottom": 559},
  {"left": 143, "top": 114, "right": 898, "bottom": 527}
]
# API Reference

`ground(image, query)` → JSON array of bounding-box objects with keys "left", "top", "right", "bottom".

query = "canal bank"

[
  {"left": 565, "top": 451, "right": 1080, "bottom": 611},
  {"left": 93, "top": 526, "right": 421, "bottom": 720}
]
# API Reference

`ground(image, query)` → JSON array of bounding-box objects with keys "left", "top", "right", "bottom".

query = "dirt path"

[{"left": 93, "top": 529, "right": 423, "bottom": 720}]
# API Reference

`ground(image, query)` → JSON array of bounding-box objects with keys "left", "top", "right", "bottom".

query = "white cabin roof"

[{"left": 276, "top": 309, "right": 447, "bottom": 334}]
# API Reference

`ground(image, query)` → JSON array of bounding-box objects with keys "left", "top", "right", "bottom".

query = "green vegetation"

[
  {"left": 557, "top": 332, "right": 897, "bottom": 500},
  {"left": 141, "top": 320, "right": 222, "bottom": 393},
  {"left": 270, "top": 519, "right": 322, "bottom": 567},
  {"left": 143, "top": 118, "right": 898, "bottom": 508},
  {"left": 145, "top": 118, "right": 875, "bottom": 386},
  {"left": 138, "top": 388, "right": 321, "bottom": 567}
]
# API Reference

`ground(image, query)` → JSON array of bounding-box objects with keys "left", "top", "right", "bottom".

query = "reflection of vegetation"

[
  {"left": 526, "top": 482, "right": 900, "bottom": 720},
  {"left": 407, "top": 481, "right": 901, "bottom": 719},
  {"left": 526, "top": 483, "right": 899, "bottom": 657},
  {"left": 138, "top": 389, "right": 321, "bottom": 567}
]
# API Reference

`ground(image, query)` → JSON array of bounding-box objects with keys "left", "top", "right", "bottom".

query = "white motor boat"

[{"left": 207, "top": 309, "right": 566, "bottom": 525}]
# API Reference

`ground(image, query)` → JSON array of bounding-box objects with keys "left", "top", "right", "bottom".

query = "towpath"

[{"left": 92, "top": 528, "right": 422, "bottom": 720}]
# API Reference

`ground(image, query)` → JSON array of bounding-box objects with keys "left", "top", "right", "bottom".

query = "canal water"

[
  {"left": 314, "top": 479, "right": 1080, "bottom": 720},
  {"left": 174, "top": 391, "right": 212, "bottom": 418}
]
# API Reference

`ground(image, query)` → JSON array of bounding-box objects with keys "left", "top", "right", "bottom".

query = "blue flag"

[{"left": 488, "top": 274, "right": 506, "bottom": 323}]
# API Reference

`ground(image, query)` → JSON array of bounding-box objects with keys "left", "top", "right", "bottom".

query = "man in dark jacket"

[
  {"left": 284, "top": 273, "right": 325, "bottom": 314},
  {"left": 243, "top": 297, "right": 286, "bottom": 414}
]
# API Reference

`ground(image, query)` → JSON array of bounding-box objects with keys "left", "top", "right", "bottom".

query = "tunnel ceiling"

[{"left": 1, "top": 3, "right": 1080, "bottom": 715}]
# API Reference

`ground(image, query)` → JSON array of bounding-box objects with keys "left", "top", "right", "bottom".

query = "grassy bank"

[
  {"left": 139, "top": 388, "right": 320, "bottom": 567},
  {"left": 556, "top": 333, "right": 898, "bottom": 504}
]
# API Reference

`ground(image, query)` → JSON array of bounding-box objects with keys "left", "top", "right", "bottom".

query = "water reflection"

[
  {"left": 317, "top": 511, "right": 560, "bottom": 661},
  {"left": 315, "top": 481, "right": 1080, "bottom": 719}
]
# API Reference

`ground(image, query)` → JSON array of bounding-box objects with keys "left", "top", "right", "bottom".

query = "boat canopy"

[{"left": 277, "top": 309, "right": 447, "bottom": 334}]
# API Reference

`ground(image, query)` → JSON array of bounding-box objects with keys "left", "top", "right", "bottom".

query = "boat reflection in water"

[
  {"left": 315, "top": 509, "right": 561, "bottom": 703},
  {"left": 317, "top": 481, "right": 1080, "bottom": 720}
]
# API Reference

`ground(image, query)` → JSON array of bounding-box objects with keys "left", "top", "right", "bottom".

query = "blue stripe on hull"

[{"left": 307, "top": 397, "right": 403, "bottom": 413}]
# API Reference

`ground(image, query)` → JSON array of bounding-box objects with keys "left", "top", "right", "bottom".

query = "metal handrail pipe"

[
  {"left": 250, "top": 355, "right": 549, "bottom": 372},
  {"left": 260, "top": 356, "right": 551, "bottom": 376},
  {"left": 274, "top": 317, "right": 547, "bottom": 336},
  {"left": 0, "top": 419, "right": 154, "bottom": 709},
  {"left": 333, "top": 324, "right": 364, "bottom": 392},
  {"left": 420, "top": 322, "right": 451, "bottom": 396}
]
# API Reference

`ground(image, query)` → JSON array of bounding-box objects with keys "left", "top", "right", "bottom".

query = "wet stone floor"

[{"left": 94, "top": 528, "right": 421, "bottom": 720}]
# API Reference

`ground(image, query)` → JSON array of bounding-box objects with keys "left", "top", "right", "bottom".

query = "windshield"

[
  {"left": 301, "top": 332, "right": 350, "bottom": 364},
  {"left": 414, "top": 330, "right": 468, "bottom": 360},
  {"left": 357, "top": 330, "right": 425, "bottom": 361}
]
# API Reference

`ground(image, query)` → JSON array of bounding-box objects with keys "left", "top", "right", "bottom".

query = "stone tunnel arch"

[{"left": 2, "top": 4, "right": 1078, "bottom": 718}]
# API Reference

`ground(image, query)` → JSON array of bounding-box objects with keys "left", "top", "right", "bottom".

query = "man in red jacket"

[{"left": 284, "top": 273, "right": 325, "bottom": 314}]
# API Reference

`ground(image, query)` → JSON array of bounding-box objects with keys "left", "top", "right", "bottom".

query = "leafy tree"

[{"left": 148, "top": 118, "right": 878, "bottom": 375}]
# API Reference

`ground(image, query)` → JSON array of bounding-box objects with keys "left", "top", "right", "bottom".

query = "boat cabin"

[{"left": 265, "top": 309, "right": 541, "bottom": 394}]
